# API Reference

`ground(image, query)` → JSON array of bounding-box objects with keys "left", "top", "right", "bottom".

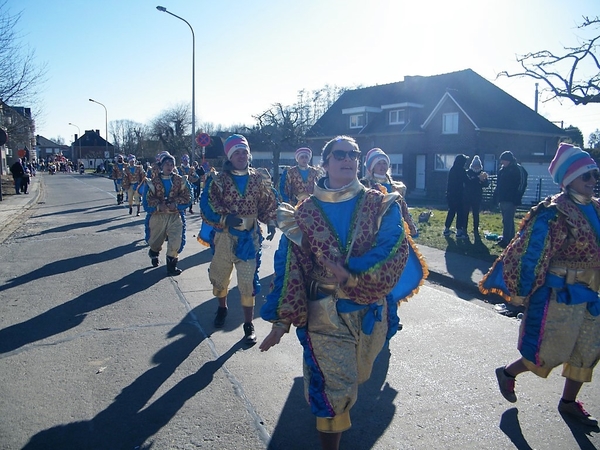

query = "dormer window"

[
  {"left": 389, "top": 109, "right": 405, "bottom": 125},
  {"left": 442, "top": 112, "right": 459, "bottom": 134},
  {"left": 349, "top": 114, "right": 365, "bottom": 129}
]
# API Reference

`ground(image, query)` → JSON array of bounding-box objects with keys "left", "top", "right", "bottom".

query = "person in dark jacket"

[
  {"left": 443, "top": 154, "right": 469, "bottom": 238},
  {"left": 494, "top": 151, "right": 522, "bottom": 247},
  {"left": 464, "top": 155, "right": 489, "bottom": 237},
  {"left": 9, "top": 158, "right": 25, "bottom": 195}
]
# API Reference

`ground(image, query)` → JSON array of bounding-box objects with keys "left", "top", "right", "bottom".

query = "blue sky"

[{"left": 10, "top": 0, "right": 600, "bottom": 146}]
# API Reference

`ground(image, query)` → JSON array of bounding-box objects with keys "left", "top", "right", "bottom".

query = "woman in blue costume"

[
  {"left": 260, "top": 136, "right": 424, "bottom": 450},
  {"left": 480, "top": 143, "right": 600, "bottom": 427}
]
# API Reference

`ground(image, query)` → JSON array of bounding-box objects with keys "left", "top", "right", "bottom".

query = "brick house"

[{"left": 305, "top": 69, "right": 565, "bottom": 201}]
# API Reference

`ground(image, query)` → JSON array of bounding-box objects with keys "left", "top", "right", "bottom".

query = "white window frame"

[
  {"left": 349, "top": 114, "right": 365, "bottom": 129},
  {"left": 442, "top": 112, "right": 459, "bottom": 134},
  {"left": 389, "top": 109, "right": 406, "bottom": 125},
  {"left": 389, "top": 154, "right": 403, "bottom": 177},
  {"left": 435, "top": 154, "right": 458, "bottom": 171}
]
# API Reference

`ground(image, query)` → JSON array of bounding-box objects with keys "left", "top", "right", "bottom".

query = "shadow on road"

[
  {"left": 22, "top": 323, "right": 245, "bottom": 450},
  {"left": 267, "top": 342, "right": 397, "bottom": 449},
  {"left": 499, "top": 408, "right": 534, "bottom": 450},
  {"left": 0, "top": 240, "right": 144, "bottom": 295},
  {"left": 0, "top": 265, "right": 158, "bottom": 355}
]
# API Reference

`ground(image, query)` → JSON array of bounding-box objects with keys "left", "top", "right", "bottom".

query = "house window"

[
  {"left": 435, "top": 154, "right": 460, "bottom": 171},
  {"left": 389, "top": 154, "right": 403, "bottom": 177},
  {"left": 349, "top": 114, "right": 365, "bottom": 129},
  {"left": 389, "top": 109, "right": 405, "bottom": 125},
  {"left": 442, "top": 112, "right": 459, "bottom": 134}
]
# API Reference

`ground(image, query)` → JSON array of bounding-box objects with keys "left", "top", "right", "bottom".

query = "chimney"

[
  {"left": 74, "top": 134, "right": 78, "bottom": 140},
  {"left": 534, "top": 83, "right": 539, "bottom": 112},
  {"left": 96, "top": 129, "right": 100, "bottom": 135}
]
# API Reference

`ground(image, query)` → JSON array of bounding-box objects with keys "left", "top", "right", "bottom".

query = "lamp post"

[
  {"left": 156, "top": 5, "right": 196, "bottom": 160},
  {"left": 68, "top": 122, "right": 82, "bottom": 165},
  {"left": 88, "top": 98, "right": 109, "bottom": 159}
]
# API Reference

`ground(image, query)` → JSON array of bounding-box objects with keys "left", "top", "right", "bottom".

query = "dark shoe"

[
  {"left": 559, "top": 400, "right": 598, "bottom": 426},
  {"left": 214, "top": 307, "right": 228, "bottom": 328},
  {"left": 148, "top": 249, "right": 159, "bottom": 267},
  {"left": 188, "top": 207, "right": 193, "bottom": 214},
  {"left": 495, "top": 367, "right": 517, "bottom": 403},
  {"left": 129, "top": 206, "right": 133, "bottom": 215},
  {"left": 166, "top": 256, "right": 182, "bottom": 276},
  {"left": 136, "top": 207, "right": 141, "bottom": 217},
  {"left": 243, "top": 322, "right": 257, "bottom": 345}
]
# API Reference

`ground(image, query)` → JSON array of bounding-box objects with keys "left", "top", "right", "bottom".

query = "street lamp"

[
  {"left": 88, "top": 98, "right": 109, "bottom": 159},
  {"left": 156, "top": 5, "right": 196, "bottom": 160},
  {"left": 68, "top": 122, "right": 82, "bottom": 165}
]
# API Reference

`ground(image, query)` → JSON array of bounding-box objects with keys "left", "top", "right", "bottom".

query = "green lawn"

[{"left": 409, "top": 207, "right": 525, "bottom": 261}]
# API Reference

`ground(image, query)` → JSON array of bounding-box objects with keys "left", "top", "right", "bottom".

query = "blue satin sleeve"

[
  {"left": 260, "top": 235, "right": 291, "bottom": 322},
  {"left": 346, "top": 202, "right": 403, "bottom": 273},
  {"left": 199, "top": 176, "right": 222, "bottom": 226}
]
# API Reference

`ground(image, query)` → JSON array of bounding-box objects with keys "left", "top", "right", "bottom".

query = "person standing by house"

[
  {"left": 278, "top": 147, "right": 321, "bottom": 206},
  {"left": 122, "top": 154, "right": 145, "bottom": 216},
  {"left": 10, "top": 158, "right": 25, "bottom": 195},
  {"left": 443, "top": 154, "right": 469, "bottom": 238},
  {"left": 463, "top": 155, "right": 489, "bottom": 237},
  {"left": 111, "top": 154, "right": 126, "bottom": 205},
  {"left": 493, "top": 151, "right": 523, "bottom": 247},
  {"left": 259, "top": 135, "right": 419, "bottom": 450},
  {"left": 360, "top": 147, "right": 418, "bottom": 237},
  {"left": 199, "top": 134, "right": 277, "bottom": 344},
  {"left": 480, "top": 142, "right": 600, "bottom": 427},
  {"left": 142, "top": 151, "right": 191, "bottom": 276}
]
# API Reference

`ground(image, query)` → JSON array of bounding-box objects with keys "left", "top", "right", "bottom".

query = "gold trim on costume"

[
  {"left": 316, "top": 412, "right": 351, "bottom": 433},
  {"left": 313, "top": 178, "right": 365, "bottom": 202}
]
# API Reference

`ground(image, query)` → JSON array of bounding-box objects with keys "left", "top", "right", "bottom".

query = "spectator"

[
  {"left": 443, "top": 154, "right": 469, "bottom": 239},
  {"left": 20, "top": 169, "right": 31, "bottom": 194},
  {"left": 493, "top": 151, "right": 522, "bottom": 247},
  {"left": 464, "top": 155, "right": 489, "bottom": 237},
  {"left": 9, "top": 158, "right": 25, "bottom": 195}
]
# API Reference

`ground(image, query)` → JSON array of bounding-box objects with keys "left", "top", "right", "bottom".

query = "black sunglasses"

[
  {"left": 329, "top": 150, "right": 361, "bottom": 161},
  {"left": 581, "top": 171, "right": 600, "bottom": 182}
]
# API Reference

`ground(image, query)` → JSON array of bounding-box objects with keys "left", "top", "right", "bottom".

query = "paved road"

[{"left": 0, "top": 173, "right": 598, "bottom": 449}]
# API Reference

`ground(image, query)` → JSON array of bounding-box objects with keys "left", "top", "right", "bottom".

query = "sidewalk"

[
  {"left": 0, "top": 173, "right": 42, "bottom": 243},
  {"left": 0, "top": 173, "right": 494, "bottom": 300}
]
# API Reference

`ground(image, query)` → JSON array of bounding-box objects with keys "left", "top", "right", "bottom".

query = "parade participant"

[
  {"left": 122, "top": 154, "right": 146, "bottom": 216},
  {"left": 278, "top": 147, "right": 321, "bottom": 206},
  {"left": 142, "top": 151, "right": 191, "bottom": 276},
  {"left": 360, "top": 147, "right": 418, "bottom": 237},
  {"left": 200, "top": 134, "right": 277, "bottom": 344},
  {"left": 480, "top": 143, "right": 600, "bottom": 426},
  {"left": 111, "top": 154, "right": 126, "bottom": 205},
  {"left": 179, "top": 154, "right": 202, "bottom": 214},
  {"left": 260, "top": 136, "right": 421, "bottom": 450}
]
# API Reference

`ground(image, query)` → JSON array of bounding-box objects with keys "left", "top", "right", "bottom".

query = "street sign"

[{"left": 196, "top": 133, "right": 210, "bottom": 147}]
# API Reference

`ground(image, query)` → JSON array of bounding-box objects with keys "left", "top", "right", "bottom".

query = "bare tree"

[
  {"left": 498, "top": 16, "right": 600, "bottom": 105},
  {"left": 149, "top": 103, "right": 191, "bottom": 158},
  {"left": 0, "top": 1, "right": 47, "bottom": 105},
  {"left": 109, "top": 119, "right": 148, "bottom": 158},
  {"left": 252, "top": 102, "right": 312, "bottom": 185},
  {"left": 589, "top": 129, "right": 600, "bottom": 149}
]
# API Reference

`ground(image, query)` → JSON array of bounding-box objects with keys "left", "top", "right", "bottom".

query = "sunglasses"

[
  {"left": 581, "top": 171, "right": 600, "bottom": 182},
  {"left": 328, "top": 150, "right": 361, "bottom": 161}
]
